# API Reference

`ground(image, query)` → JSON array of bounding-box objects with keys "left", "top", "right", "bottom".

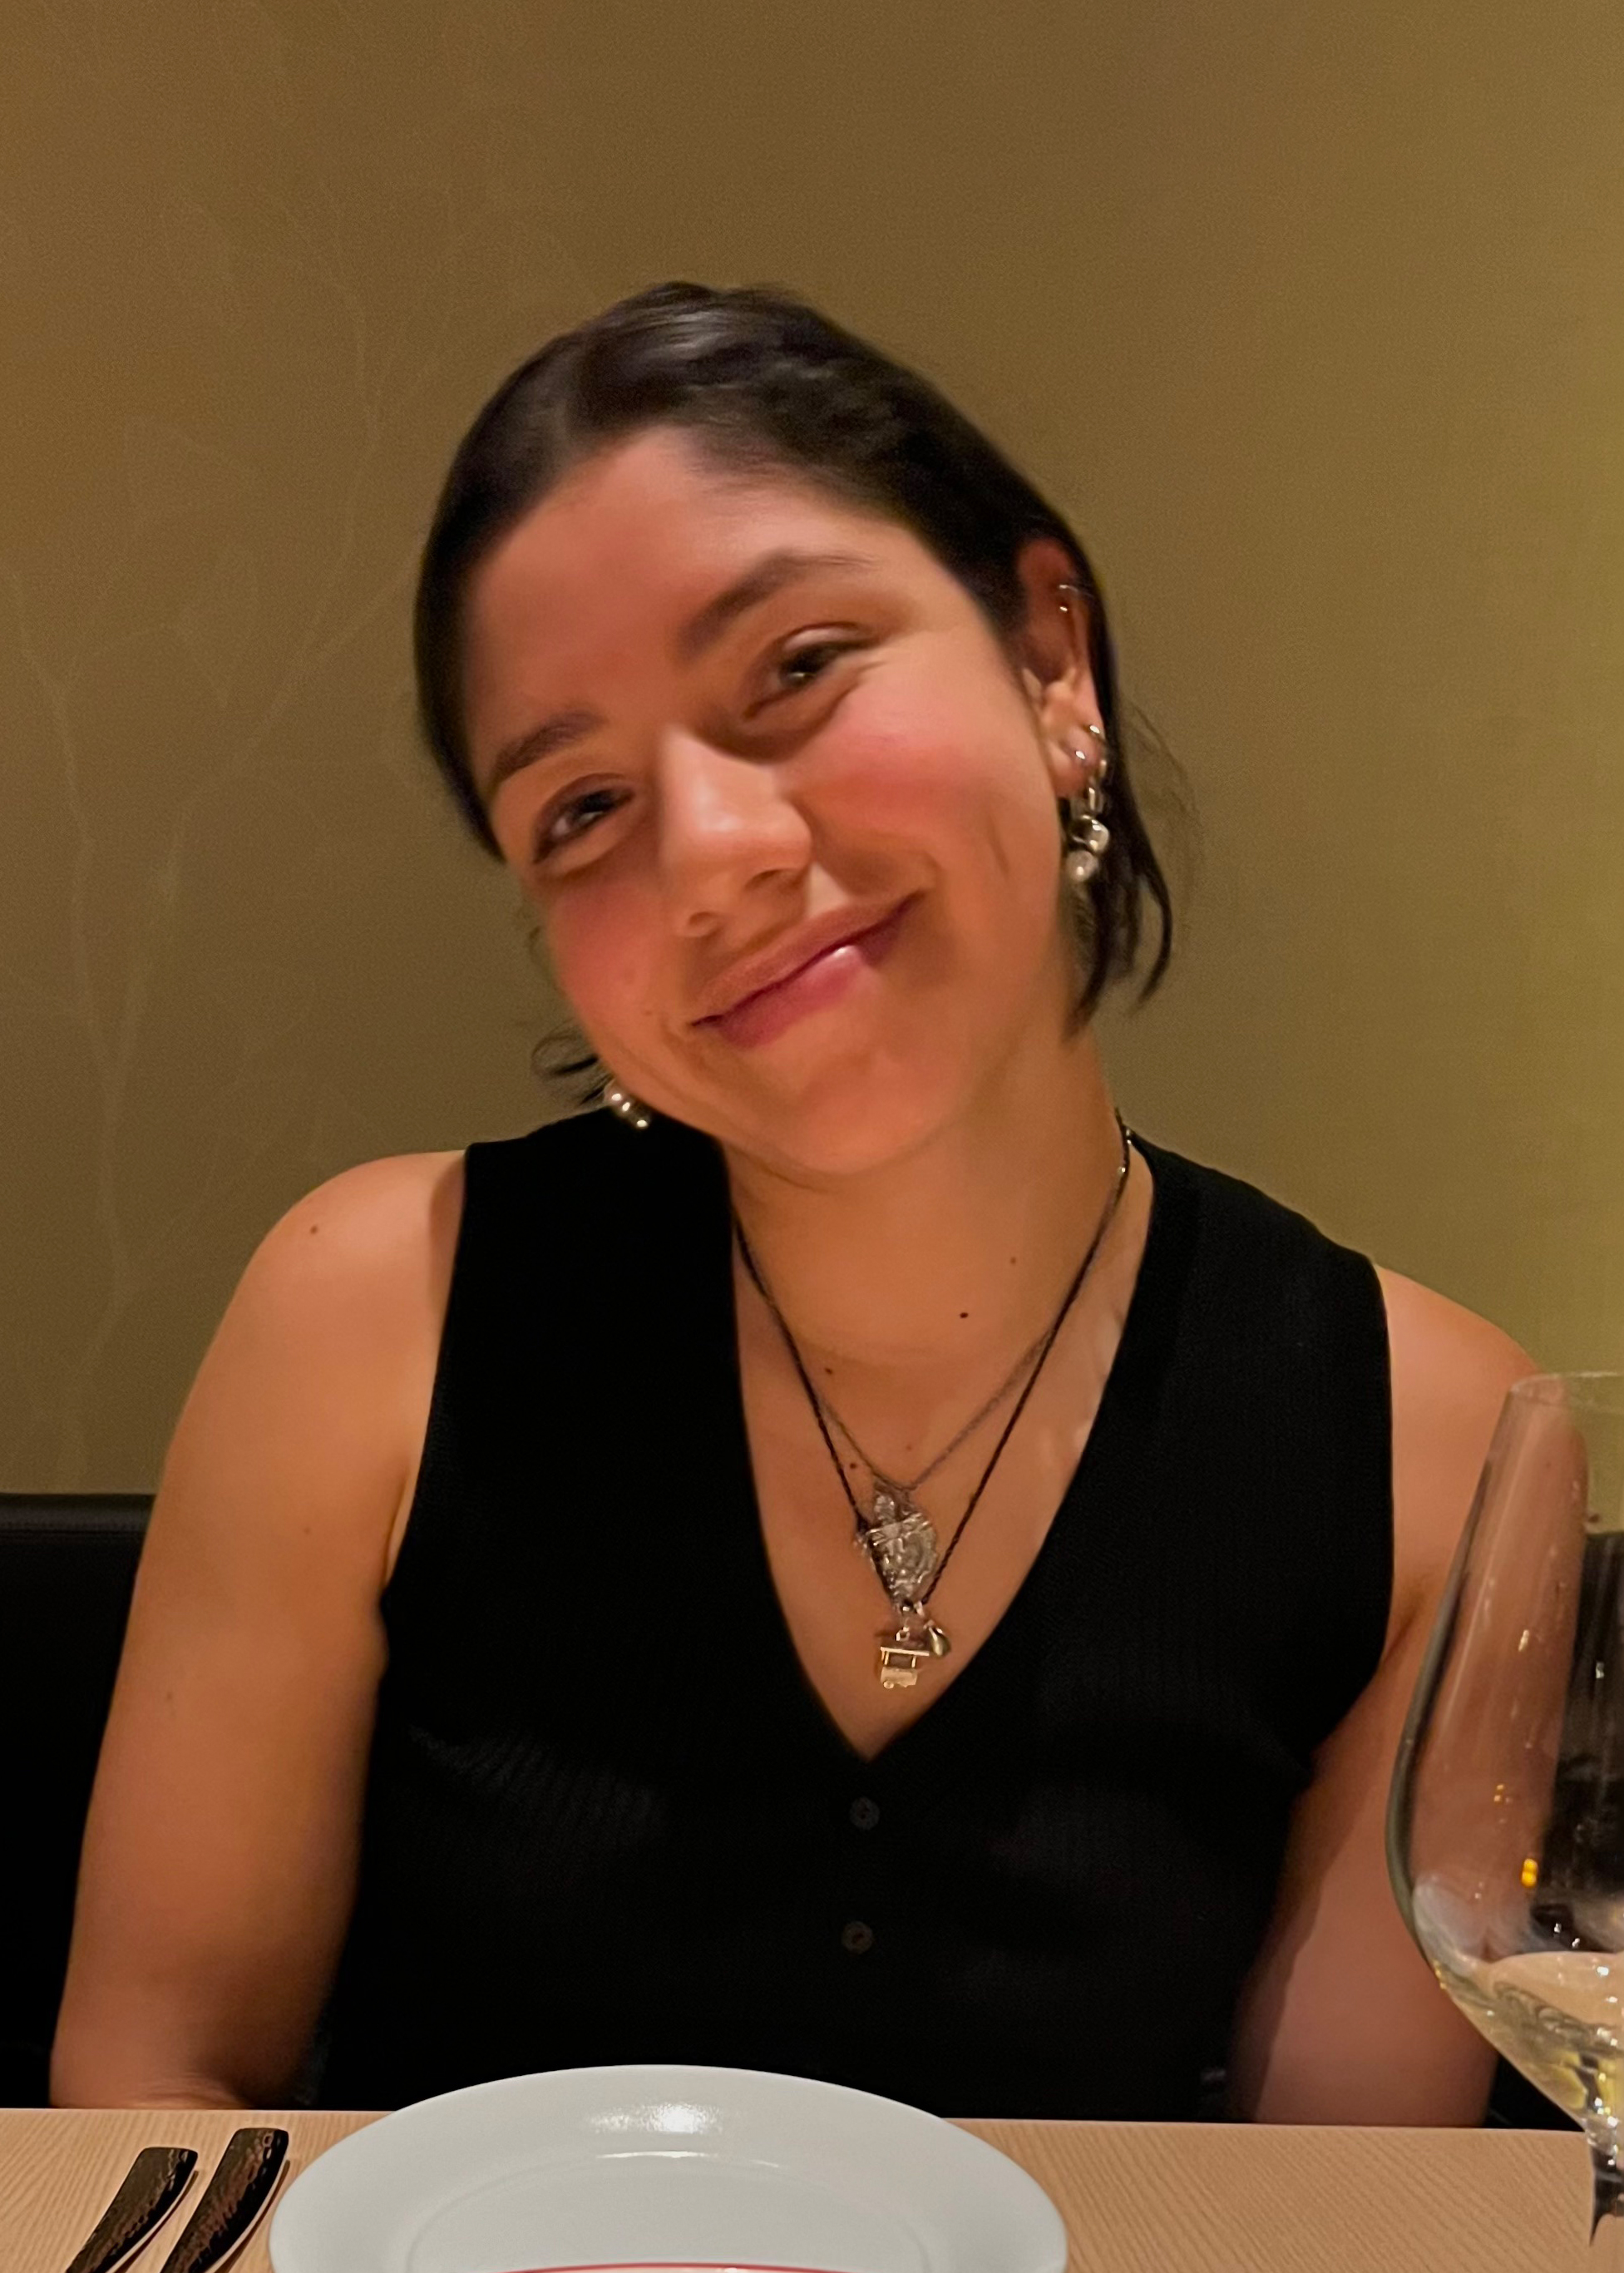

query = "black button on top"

[
  {"left": 841, "top": 1920, "right": 876, "bottom": 1955},
  {"left": 849, "top": 1796, "right": 881, "bottom": 1831}
]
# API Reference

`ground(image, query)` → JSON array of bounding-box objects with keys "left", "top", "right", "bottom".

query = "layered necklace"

[{"left": 736, "top": 1116, "right": 1133, "bottom": 1689}]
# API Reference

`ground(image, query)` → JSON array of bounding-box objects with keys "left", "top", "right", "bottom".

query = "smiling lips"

[{"left": 695, "top": 901, "right": 913, "bottom": 1050}]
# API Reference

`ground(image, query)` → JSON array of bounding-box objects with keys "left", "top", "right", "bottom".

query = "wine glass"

[{"left": 1390, "top": 1371, "right": 1624, "bottom": 2243}]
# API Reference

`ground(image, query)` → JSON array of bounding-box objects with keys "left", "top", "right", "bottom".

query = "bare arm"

[
  {"left": 1229, "top": 1270, "right": 1534, "bottom": 2123},
  {"left": 50, "top": 1150, "right": 461, "bottom": 2109}
]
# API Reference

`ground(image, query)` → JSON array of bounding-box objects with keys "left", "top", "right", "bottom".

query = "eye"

[
  {"left": 531, "top": 784, "right": 630, "bottom": 865},
  {"left": 777, "top": 638, "right": 844, "bottom": 689},
  {"left": 758, "top": 633, "right": 862, "bottom": 709}
]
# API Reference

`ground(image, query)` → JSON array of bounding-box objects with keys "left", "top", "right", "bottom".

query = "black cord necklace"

[{"left": 736, "top": 1114, "right": 1134, "bottom": 1690}]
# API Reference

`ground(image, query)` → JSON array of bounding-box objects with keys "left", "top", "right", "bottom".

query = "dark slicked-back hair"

[{"left": 415, "top": 280, "right": 1172, "bottom": 1011}]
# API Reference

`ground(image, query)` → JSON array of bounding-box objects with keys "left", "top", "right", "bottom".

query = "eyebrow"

[
  {"left": 477, "top": 546, "right": 874, "bottom": 806},
  {"left": 481, "top": 704, "right": 605, "bottom": 803},
  {"left": 674, "top": 546, "right": 875, "bottom": 661}
]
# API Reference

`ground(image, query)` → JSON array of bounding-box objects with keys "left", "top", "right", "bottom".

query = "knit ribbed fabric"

[{"left": 318, "top": 1113, "right": 1392, "bottom": 2116}]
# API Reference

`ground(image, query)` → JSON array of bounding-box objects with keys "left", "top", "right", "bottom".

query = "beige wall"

[{"left": 4, "top": 2, "right": 1622, "bottom": 1489}]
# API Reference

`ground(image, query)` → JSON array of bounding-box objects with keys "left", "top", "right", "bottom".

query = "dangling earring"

[
  {"left": 603, "top": 1077, "right": 654, "bottom": 1132},
  {"left": 1062, "top": 722, "right": 1112, "bottom": 893}
]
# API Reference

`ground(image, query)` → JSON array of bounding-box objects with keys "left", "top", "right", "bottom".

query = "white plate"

[{"left": 269, "top": 2063, "right": 1067, "bottom": 2273}]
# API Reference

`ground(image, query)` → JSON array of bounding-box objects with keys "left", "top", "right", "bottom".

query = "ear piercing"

[
  {"left": 1063, "top": 723, "right": 1112, "bottom": 893},
  {"left": 603, "top": 1078, "right": 653, "bottom": 1131}
]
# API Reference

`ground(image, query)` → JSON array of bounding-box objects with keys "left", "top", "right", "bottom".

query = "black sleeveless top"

[{"left": 318, "top": 1113, "right": 1392, "bottom": 2117}]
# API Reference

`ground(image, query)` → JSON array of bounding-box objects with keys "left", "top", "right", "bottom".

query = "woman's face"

[{"left": 461, "top": 427, "right": 1099, "bottom": 1177}]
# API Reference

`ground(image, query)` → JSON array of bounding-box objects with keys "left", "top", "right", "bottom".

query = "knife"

[
  {"left": 154, "top": 2127, "right": 289, "bottom": 2273},
  {"left": 63, "top": 2146, "right": 198, "bottom": 2273}
]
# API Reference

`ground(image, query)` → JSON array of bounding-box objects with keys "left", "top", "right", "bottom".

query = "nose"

[{"left": 655, "top": 727, "right": 812, "bottom": 936}]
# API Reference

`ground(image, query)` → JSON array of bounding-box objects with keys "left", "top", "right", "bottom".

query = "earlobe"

[{"left": 1039, "top": 721, "right": 1076, "bottom": 799}]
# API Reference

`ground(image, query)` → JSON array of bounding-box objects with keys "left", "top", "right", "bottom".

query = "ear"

[{"left": 1012, "top": 536, "right": 1105, "bottom": 800}]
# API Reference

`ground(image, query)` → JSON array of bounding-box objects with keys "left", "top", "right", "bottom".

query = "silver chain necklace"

[
  {"left": 737, "top": 1116, "right": 1134, "bottom": 1689},
  {"left": 822, "top": 1317, "right": 1053, "bottom": 1502}
]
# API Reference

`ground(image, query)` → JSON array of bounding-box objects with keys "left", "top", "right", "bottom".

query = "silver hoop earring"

[
  {"left": 603, "top": 1078, "right": 654, "bottom": 1132},
  {"left": 1062, "top": 724, "right": 1113, "bottom": 893}
]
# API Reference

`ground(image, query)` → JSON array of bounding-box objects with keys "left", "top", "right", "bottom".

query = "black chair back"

[{"left": 0, "top": 1493, "right": 150, "bottom": 2105}]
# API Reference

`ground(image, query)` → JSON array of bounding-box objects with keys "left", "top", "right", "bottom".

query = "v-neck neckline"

[{"left": 707, "top": 1137, "right": 1185, "bottom": 1771}]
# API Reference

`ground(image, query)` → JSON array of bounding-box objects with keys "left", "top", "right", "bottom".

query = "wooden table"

[{"left": 0, "top": 2105, "right": 1597, "bottom": 2271}]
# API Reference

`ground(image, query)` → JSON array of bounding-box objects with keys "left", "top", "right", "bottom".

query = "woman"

[{"left": 53, "top": 284, "right": 1525, "bottom": 2122}]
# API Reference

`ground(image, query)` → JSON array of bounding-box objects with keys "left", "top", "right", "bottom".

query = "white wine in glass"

[{"left": 1390, "top": 1371, "right": 1624, "bottom": 2242}]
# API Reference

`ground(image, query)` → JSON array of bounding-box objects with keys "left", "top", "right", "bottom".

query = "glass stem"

[{"left": 1592, "top": 2127, "right": 1624, "bottom": 2241}]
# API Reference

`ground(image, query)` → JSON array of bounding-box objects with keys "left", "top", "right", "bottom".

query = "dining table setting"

[{"left": 0, "top": 2088, "right": 1602, "bottom": 2273}]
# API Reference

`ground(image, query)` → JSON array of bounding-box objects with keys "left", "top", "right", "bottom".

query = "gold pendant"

[
  {"left": 877, "top": 1638, "right": 930, "bottom": 1690},
  {"left": 876, "top": 1605, "right": 952, "bottom": 1688}
]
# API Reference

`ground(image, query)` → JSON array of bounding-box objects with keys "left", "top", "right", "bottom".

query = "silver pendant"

[{"left": 862, "top": 1488, "right": 940, "bottom": 1608}]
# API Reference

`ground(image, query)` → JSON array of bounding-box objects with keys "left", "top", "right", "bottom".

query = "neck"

[{"left": 727, "top": 1019, "right": 1126, "bottom": 1403}]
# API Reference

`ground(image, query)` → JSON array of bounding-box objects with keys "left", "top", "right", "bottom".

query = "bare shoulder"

[
  {"left": 1375, "top": 1267, "right": 1537, "bottom": 1623},
  {"left": 155, "top": 1149, "right": 466, "bottom": 1596},
  {"left": 244, "top": 1148, "right": 465, "bottom": 1312},
  {"left": 1378, "top": 1267, "right": 1533, "bottom": 1433}
]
